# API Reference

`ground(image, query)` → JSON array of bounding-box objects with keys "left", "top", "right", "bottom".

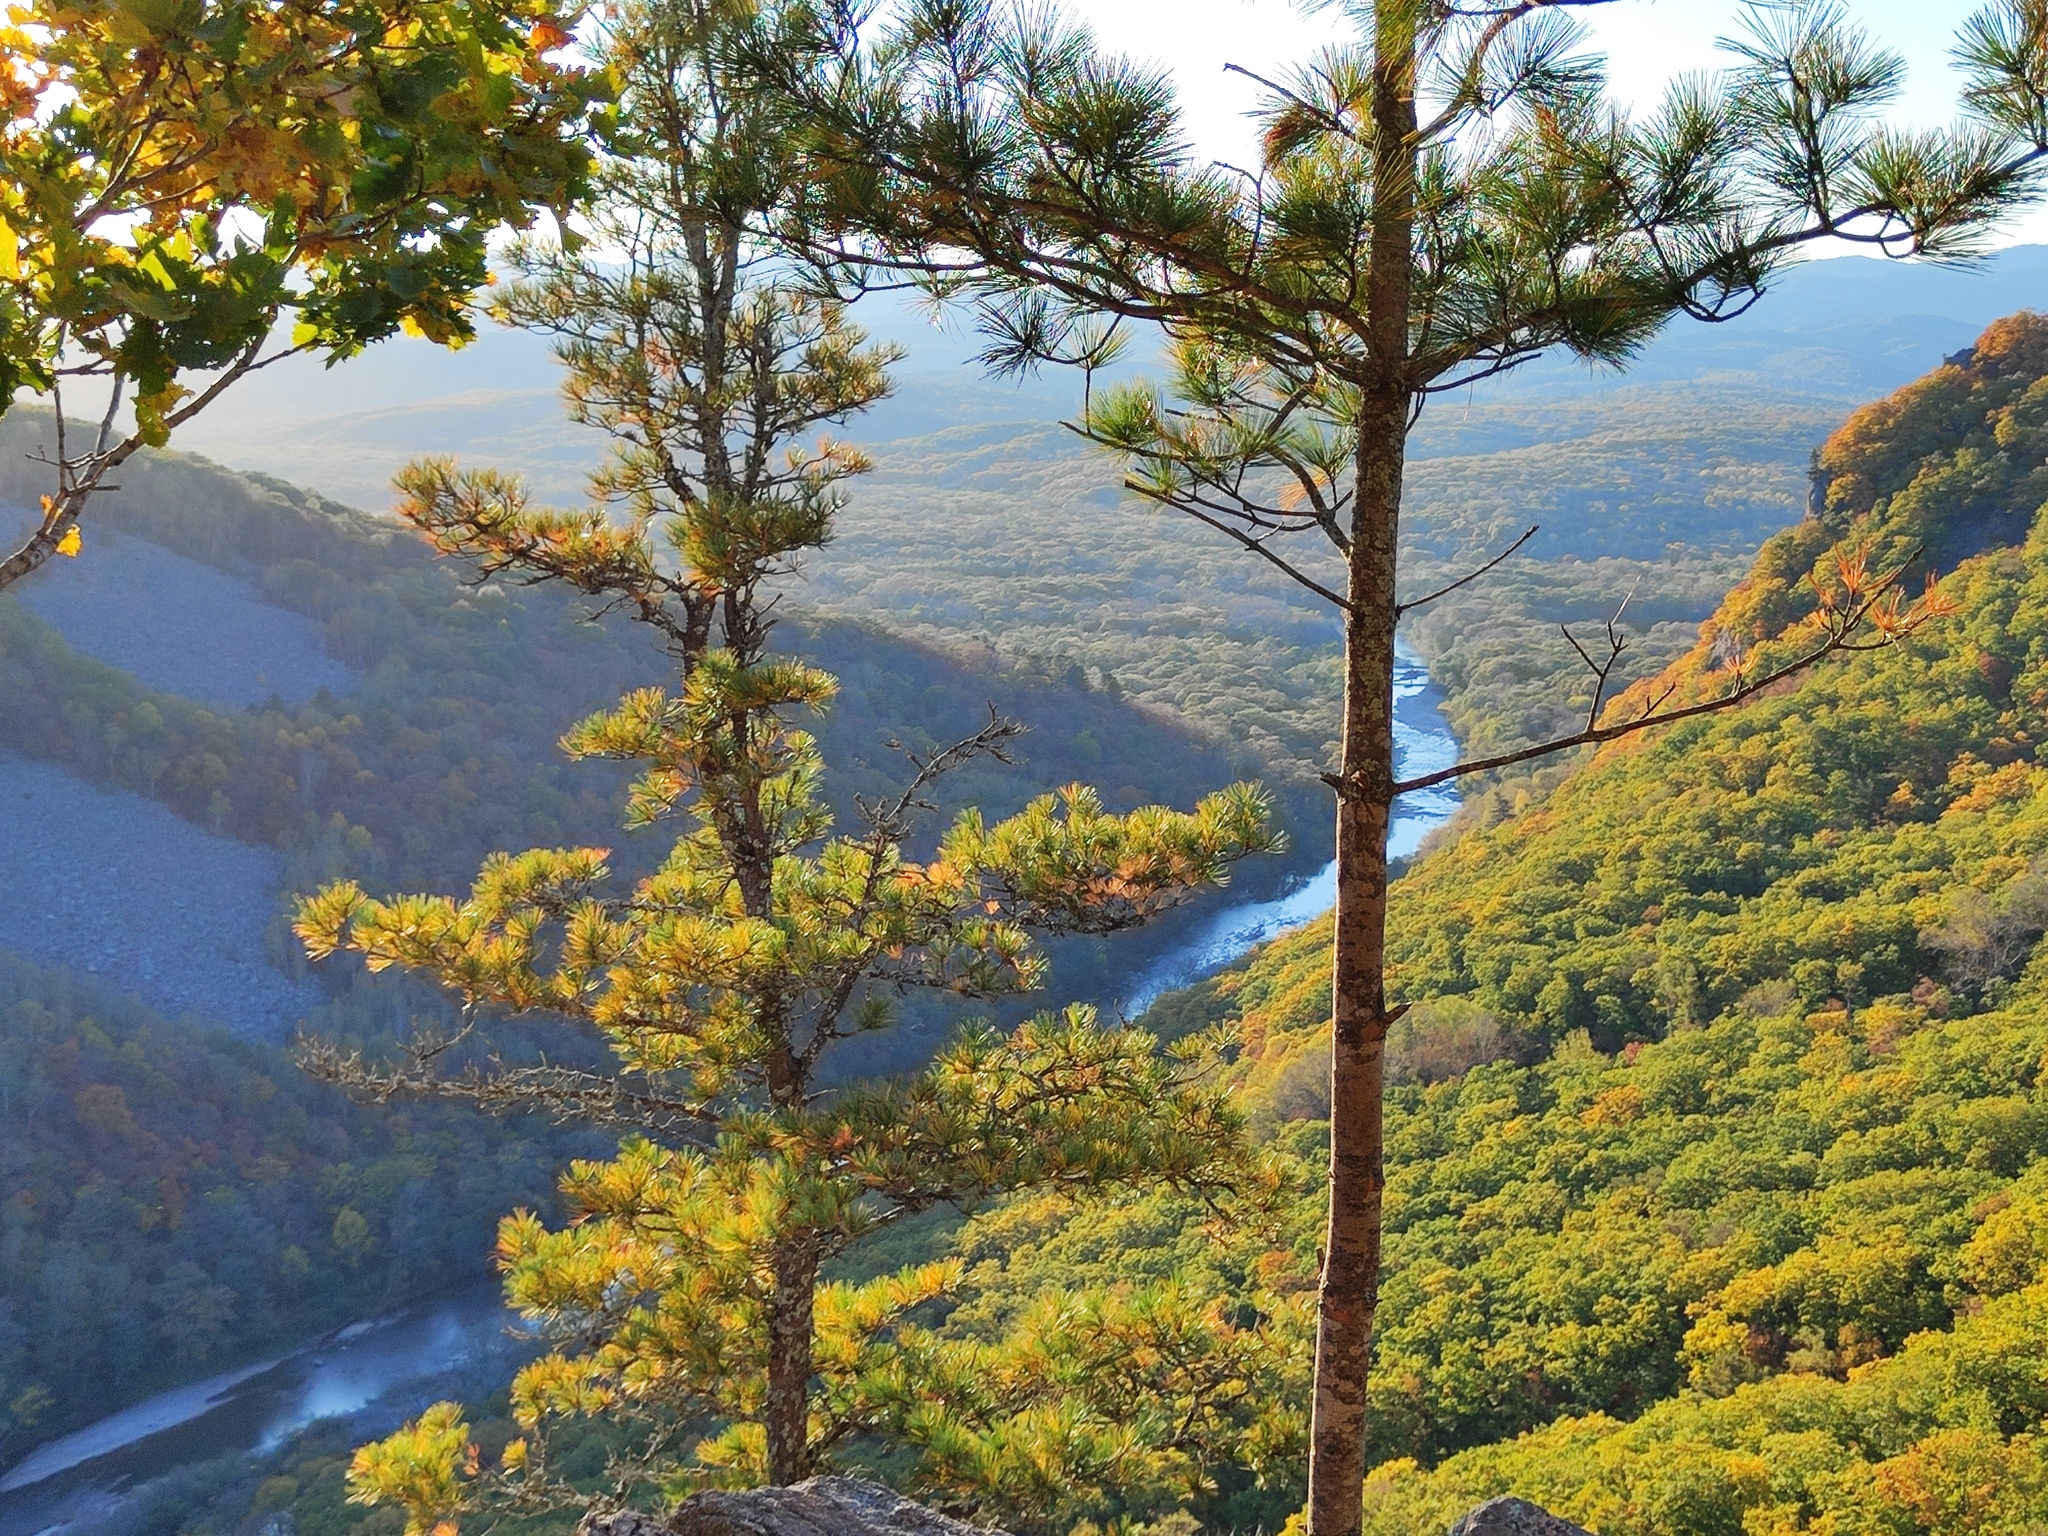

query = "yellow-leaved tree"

[{"left": 0, "top": 0, "right": 603, "bottom": 588}]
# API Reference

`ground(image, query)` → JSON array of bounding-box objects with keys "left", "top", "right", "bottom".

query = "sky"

[
  {"left": 117, "top": 0, "right": 2048, "bottom": 451},
  {"left": 1070, "top": 0, "right": 2048, "bottom": 247}
]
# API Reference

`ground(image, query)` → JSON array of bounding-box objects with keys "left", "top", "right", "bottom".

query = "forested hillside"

[
  {"left": 0, "top": 420, "right": 1316, "bottom": 1469},
  {"left": 0, "top": 416, "right": 1315, "bottom": 1044},
  {"left": 8, "top": 183, "right": 2042, "bottom": 1536},
  {"left": 920, "top": 314, "right": 2048, "bottom": 1535},
  {"left": 133, "top": 311, "right": 2048, "bottom": 1536},
  {"left": 19, "top": 0, "right": 2048, "bottom": 1532},
  {"left": 0, "top": 954, "right": 587, "bottom": 1459},
  {"left": 0, "top": 415, "right": 1300, "bottom": 883}
]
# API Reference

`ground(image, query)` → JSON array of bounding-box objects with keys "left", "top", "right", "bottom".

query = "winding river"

[
  {"left": 0, "top": 643, "right": 1461, "bottom": 1536},
  {"left": 1124, "top": 639, "right": 1460, "bottom": 1013},
  {"left": 0, "top": 1284, "right": 530, "bottom": 1536}
]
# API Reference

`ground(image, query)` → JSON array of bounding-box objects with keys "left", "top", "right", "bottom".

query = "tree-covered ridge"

[
  {"left": 1182, "top": 948, "right": 2048, "bottom": 1535},
  {"left": 782, "top": 320, "right": 2048, "bottom": 1525},
  {"left": 991, "top": 312, "right": 2048, "bottom": 1530},
  {"left": 0, "top": 954, "right": 583, "bottom": 1459},
  {"left": 1386, "top": 313, "right": 2048, "bottom": 1043},
  {"left": 0, "top": 415, "right": 1292, "bottom": 879}
]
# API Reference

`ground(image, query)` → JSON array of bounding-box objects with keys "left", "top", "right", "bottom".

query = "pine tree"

[
  {"left": 298, "top": 0, "right": 1276, "bottom": 1518},
  {"left": 751, "top": 2, "right": 2048, "bottom": 1528}
]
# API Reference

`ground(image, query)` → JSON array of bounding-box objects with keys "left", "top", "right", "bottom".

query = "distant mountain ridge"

[{"left": 177, "top": 247, "right": 2048, "bottom": 502}]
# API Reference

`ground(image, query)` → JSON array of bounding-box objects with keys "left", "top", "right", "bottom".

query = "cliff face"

[{"left": 1652, "top": 310, "right": 2048, "bottom": 703}]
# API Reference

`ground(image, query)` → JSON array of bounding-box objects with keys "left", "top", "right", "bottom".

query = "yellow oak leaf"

[{"left": 55, "top": 524, "right": 80, "bottom": 557}]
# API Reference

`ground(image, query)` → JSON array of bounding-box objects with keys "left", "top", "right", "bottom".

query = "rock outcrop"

[
  {"left": 580, "top": 1479, "right": 1006, "bottom": 1536},
  {"left": 581, "top": 1478, "right": 1594, "bottom": 1536},
  {"left": 1449, "top": 1495, "right": 1595, "bottom": 1536}
]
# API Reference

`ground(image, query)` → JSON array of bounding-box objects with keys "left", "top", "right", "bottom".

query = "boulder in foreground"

[
  {"left": 1450, "top": 1495, "right": 1595, "bottom": 1536},
  {"left": 582, "top": 1478, "right": 1596, "bottom": 1536},
  {"left": 580, "top": 1479, "right": 1006, "bottom": 1536}
]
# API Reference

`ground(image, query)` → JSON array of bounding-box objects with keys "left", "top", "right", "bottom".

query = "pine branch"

[
  {"left": 295, "top": 1034, "right": 722, "bottom": 1142},
  {"left": 1396, "top": 525, "right": 1538, "bottom": 615},
  {"left": 1119, "top": 478, "right": 1353, "bottom": 610}
]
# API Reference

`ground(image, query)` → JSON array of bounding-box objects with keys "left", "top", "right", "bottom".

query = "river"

[
  {"left": 1124, "top": 639, "right": 1459, "bottom": 1013},
  {"left": 0, "top": 642, "right": 1462, "bottom": 1536},
  {"left": 0, "top": 1283, "right": 531, "bottom": 1536}
]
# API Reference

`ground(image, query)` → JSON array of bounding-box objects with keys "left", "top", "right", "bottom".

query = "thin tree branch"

[
  {"left": 1125, "top": 478, "right": 1353, "bottom": 610},
  {"left": 1221, "top": 62, "right": 1364, "bottom": 145},
  {"left": 1397, "top": 524, "right": 1538, "bottom": 614},
  {"left": 295, "top": 1034, "right": 723, "bottom": 1142},
  {"left": 1394, "top": 566, "right": 1922, "bottom": 794}
]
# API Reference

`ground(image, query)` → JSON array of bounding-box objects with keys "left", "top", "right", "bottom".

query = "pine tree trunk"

[
  {"left": 1305, "top": 410, "right": 1404, "bottom": 1536},
  {"left": 763, "top": 1238, "right": 818, "bottom": 1485},
  {"left": 1304, "top": 11, "right": 1416, "bottom": 1535}
]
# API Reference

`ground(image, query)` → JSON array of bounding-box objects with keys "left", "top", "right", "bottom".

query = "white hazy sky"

[{"left": 1069, "top": 0, "right": 2046, "bottom": 247}]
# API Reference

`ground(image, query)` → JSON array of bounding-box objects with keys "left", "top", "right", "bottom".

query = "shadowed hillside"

[
  {"left": 0, "top": 758, "right": 310, "bottom": 1035},
  {"left": 0, "top": 420, "right": 1324, "bottom": 1052},
  {"left": 0, "top": 953, "right": 594, "bottom": 1459}
]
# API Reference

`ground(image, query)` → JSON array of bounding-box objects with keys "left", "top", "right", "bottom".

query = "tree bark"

[
  {"left": 763, "top": 1237, "right": 819, "bottom": 1484},
  {"left": 0, "top": 518, "right": 68, "bottom": 589},
  {"left": 1305, "top": 415, "right": 1403, "bottom": 1536},
  {"left": 0, "top": 487, "right": 83, "bottom": 591},
  {"left": 1304, "top": 11, "right": 1416, "bottom": 1536}
]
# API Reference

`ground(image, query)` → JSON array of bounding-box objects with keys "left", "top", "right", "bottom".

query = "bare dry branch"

[
  {"left": 1394, "top": 547, "right": 1945, "bottom": 795},
  {"left": 1397, "top": 524, "right": 1538, "bottom": 614}
]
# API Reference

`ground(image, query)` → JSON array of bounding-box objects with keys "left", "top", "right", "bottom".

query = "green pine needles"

[{"left": 292, "top": 0, "right": 1277, "bottom": 1522}]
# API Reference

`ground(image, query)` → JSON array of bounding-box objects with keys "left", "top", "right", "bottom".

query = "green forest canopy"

[
  {"left": 1048, "top": 312, "right": 2048, "bottom": 1534},
  {"left": 13, "top": 267, "right": 2048, "bottom": 1536},
  {"left": 0, "top": 953, "right": 588, "bottom": 1458},
  {"left": 0, "top": 411, "right": 1320, "bottom": 1459}
]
